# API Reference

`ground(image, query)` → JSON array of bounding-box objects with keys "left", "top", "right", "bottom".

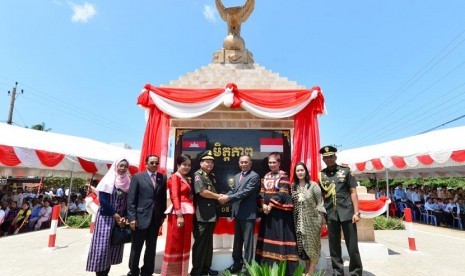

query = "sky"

[{"left": 1, "top": 0, "right": 465, "bottom": 151}]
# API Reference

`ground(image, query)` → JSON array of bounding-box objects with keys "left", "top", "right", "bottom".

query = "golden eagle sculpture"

[{"left": 215, "top": 0, "right": 255, "bottom": 36}]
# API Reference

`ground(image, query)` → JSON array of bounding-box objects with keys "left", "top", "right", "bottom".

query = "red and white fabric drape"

[
  {"left": 0, "top": 145, "right": 138, "bottom": 175},
  {"left": 137, "top": 83, "right": 325, "bottom": 181}
]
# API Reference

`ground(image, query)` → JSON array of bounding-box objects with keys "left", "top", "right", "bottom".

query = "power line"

[
  {"left": 419, "top": 114, "right": 465, "bottom": 134},
  {"left": 338, "top": 28, "right": 465, "bottom": 144}
]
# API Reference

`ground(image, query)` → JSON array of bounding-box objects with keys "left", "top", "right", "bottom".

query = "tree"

[{"left": 28, "top": 122, "right": 51, "bottom": 132}]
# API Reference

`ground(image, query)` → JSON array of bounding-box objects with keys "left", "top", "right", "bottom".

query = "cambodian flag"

[
  {"left": 182, "top": 139, "right": 206, "bottom": 151},
  {"left": 260, "top": 138, "right": 283, "bottom": 152}
]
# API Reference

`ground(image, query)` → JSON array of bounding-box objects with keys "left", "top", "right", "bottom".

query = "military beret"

[
  {"left": 319, "top": 145, "right": 337, "bottom": 156},
  {"left": 199, "top": 150, "right": 215, "bottom": 161}
]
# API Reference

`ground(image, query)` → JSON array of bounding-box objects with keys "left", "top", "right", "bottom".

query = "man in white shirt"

[
  {"left": 12, "top": 188, "right": 24, "bottom": 205},
  {"left": 444, "top": 198, "right": 459, "bottom": 226},
  {"left": 425, "top": 197, "right": 445, "bottom": 226},
  {"left": 34, "top": 200, "right": 53, "bottom": 230},
  {"left": 56, "top": 186, "right": 64, "bottom": 197}
]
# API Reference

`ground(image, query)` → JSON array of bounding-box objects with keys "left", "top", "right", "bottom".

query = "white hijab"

[{"left": 96, "top": 158, "right": 131, "bottom": 194}]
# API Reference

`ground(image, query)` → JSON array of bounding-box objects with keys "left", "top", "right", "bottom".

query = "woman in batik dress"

[
  {"left": 86, "top": 158, "right": 131, "bottom": 276},
  {"left": 292, "top": 162, "right": 326, "bottom": 276}
]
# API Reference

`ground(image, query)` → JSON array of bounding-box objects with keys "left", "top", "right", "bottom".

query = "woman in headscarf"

[
  {"left": 86, "top": 159, "right": 131, "bottom": 276},
  {"left": 161, "top": 154, "right": 195, "bottom": 275}
]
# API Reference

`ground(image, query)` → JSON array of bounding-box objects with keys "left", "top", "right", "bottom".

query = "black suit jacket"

[
  {"left": 228, "top": 170, "right": 260, "bottom": 220},
  {"left": 127, "top": 171, "right": 167, "bottom": 229}
]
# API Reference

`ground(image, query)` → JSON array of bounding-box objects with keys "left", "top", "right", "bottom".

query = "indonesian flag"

[
  {"left": 182, "top": 139, "right": 206, "bottom": 151},
  {"left": 260, "top": 138, "right": 284, "bottom": 152}
]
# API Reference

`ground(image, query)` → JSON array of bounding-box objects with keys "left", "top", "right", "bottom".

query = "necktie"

[
  {"left": 151, "top": 173, "right": 157, "bottom": 188},
  {"left": 239, "top": 171, "right": 246, "bottom": 183}
]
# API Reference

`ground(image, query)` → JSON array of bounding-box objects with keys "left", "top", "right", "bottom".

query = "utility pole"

[{"left": 7, "top": 82, "right": 23, "bottom": 125}]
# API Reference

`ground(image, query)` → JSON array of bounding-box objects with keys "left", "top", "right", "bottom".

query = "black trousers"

[
  {"left": 327, "top": 218, "right": 363, "bottom": 276},
  {"left": 191, "top": 221, "right": 216, "bottom": 276},
  {"left": 128, "top": 216, "right": 162, "bottom": 276},
  {"left": 232, "top": 219, "right": 255, "bottom": 268}
]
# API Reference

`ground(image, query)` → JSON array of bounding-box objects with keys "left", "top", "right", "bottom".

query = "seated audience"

[
  {"left": 34, "top": 200, "right": 52, "bottom": 230},
  {"left": 394, "top": 184, "right": 408, "bottom": 202},
  {"left": 424, "top": 197, "right": 446, "bottom": 226},
  {"left": 1, "top": 201, "right": 19, "bottom": 236},
  {"left": 27, "top": 200, "right": 43, "bottom": 231},
  {"left": 10, "top": 202, "right": 31, "bottom": 234}
]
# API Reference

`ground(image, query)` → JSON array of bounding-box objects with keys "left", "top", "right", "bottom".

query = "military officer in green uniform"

[
  {"left": 319, "top": 145, "right": 363, "bottom": 276},
  {"left": 190, "top": 150, "right": 221, "bottom": 276}
]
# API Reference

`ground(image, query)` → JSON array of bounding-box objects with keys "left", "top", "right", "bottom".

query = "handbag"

[
  {"left": 320, "top": 224, "right": 328, "bottom": 238},
  {"left": 111, "top": 225, "right": 132, "bottom": 246}
]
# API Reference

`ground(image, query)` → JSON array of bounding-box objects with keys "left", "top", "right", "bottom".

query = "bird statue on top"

[{"left": 215, "top": 0, "right": 255, "bottom": 37}]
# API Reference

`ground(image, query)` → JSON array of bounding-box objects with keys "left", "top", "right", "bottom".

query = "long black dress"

[{"left": 255, "top": 170, "right": 299, "bottom": 275}]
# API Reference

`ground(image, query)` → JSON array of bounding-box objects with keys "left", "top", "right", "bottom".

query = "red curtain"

[
  {"left": 138, "top": 105, "right": 170, "bottom": 173},
  {"left": 417, "top": 154, "right": 434, "bottom": 165},
  {"left": 35, "top": 150, "right": 65, "bottom": 167},
  {"left": 78, "top": 157, "right": 98, "bottom": 173},
  {"left": 359, "top": 196, "right": 389, "bottom": 212},
  {"left": 391, "top": 156, "right": 407, "bottom": 169},
  {"left": 0, "top": 145, "right": 21, "bottom": 166},
  {"left": 291, "top": 87, "right": 325, "bottom": 182},
  {"left": 451, "top": 150, "right": 465, "bottom": 162},
  {"left": 138, "top": 85, "right": 324, "bottom": 176}
]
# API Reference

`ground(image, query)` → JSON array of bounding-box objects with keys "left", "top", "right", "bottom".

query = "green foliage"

[
  {"left": 42, "top": 177, "right": 87, "bottom": 192},
  {"left": 360, "top": 177, "right": 465, "bottom": 189},
  {"left": 373, "top": 215, "right": 405, "bottom": 230},
  {"left": 242, "top": 260, "right": 305, "bottom": 276},
  {"left": 65, "top": 215, "right": 90, "bottom": 228}
]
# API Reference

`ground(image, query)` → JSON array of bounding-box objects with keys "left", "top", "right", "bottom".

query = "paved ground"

[{"left": 0, "top": 222, "right": 463, "bottom": 275}]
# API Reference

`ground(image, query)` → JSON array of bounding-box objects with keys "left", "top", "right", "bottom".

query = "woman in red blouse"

[{"left": 161, "top": 154, "right": 194, "bottom": 275}]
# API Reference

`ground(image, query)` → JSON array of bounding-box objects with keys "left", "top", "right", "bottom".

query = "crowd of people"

[
  {"left": 376, "top": 183, "right": 465, "bottom": 228},
  {"left": 0, "top": 185, "right": 90, "bottom": 237},
  {"left": 85, "top": 145, "right": 363, "bottom": 276}
]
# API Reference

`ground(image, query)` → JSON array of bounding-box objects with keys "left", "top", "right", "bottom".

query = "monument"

[{"left": 136, "top": 1, "right": 325, "bottom": 272}]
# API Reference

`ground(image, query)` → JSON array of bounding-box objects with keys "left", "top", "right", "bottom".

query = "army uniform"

[
  {"left": 319, "top": 146, "right": 362, "bottom": 276},
  {"left": 190, "top": 151, "right": 219, "bottom": 276}
]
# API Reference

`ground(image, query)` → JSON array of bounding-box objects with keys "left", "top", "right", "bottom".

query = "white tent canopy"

[
  {"left": 336, "top": 126, "right": 465, "bottom": 179},
  {"left": 0, "top": 123, "right": 140, "bottom": 178}
]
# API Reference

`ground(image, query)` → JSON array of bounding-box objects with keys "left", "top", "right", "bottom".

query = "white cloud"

[
  {"left": 203, "top": 5, "right": 217, "bottom": 23},
  {"left": 69, "top": 2, "right": 97, "bottom": 23}
]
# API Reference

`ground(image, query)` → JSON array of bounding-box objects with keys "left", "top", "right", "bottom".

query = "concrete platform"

[{"left": 0, "top": 222, "right": 464, "bottom": 275}]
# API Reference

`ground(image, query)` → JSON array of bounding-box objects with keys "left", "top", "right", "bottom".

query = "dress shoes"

[
  {"left": 226, "top": 263, "right": 243, "bottom": 274},
  {"left": 208, "top": 268, "right": 219, "bottom": 275}
]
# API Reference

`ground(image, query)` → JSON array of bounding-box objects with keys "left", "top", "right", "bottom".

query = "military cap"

[
  {"left": 199, "top": 150, "right": 215, "bottom": 161},
  {"left": 319, "top": 145, "right": 338, "bottom": 156}
]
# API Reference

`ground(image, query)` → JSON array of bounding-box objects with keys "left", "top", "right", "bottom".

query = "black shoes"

[
  {"left": 208, "top": 269, "right": 219, "bottom": 276},
  {"left": 226, "top": 263, "right": 243, "bottom": 274}
]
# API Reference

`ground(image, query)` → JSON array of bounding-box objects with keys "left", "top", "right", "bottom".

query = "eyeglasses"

[{"left": 149, "top": 162, "right": 160, "bottom": 166}]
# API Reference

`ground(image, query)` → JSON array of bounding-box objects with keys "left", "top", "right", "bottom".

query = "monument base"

[
  {"left": 212, "top": 49, "right": 254, "bottom": 64},
  {"left": 321, "top": 238, "right": 389, "bottom": 263}
]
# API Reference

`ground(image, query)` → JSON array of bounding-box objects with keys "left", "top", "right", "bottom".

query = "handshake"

[{"left": 217, "top": 194, "right": 230, "bottom": 205}]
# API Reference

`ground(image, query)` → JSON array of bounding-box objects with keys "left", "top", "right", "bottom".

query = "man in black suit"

[
  {"left": 319, "top": 146, "right": 363, "bottom": 276},
  {"left": 220, "top": 154, "right": 260, "bottom": 275},
  {"left": 127, "top": 154, "right": 167, "bottom": 276}
]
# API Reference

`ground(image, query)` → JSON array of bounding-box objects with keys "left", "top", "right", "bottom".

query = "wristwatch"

[{"left": 355, "top": 212, "right": 361, "bottom": 217}]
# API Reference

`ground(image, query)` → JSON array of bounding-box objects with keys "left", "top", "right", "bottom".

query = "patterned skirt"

[
  {"left": 86, "top": 210, "right": 125, "bottom": 272},
  {"left": 161, "top": 214, "right": 194, "bottom": 276},
  {"left": 255, "top": 208, "right": 299, "bottom": 275}
]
